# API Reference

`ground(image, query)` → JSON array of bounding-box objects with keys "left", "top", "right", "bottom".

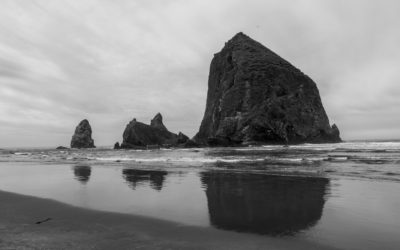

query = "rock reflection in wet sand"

[
  {"left": 122, "top": 169, "right": 168, "bottom": 191},
  {"left": 200, "top": 172, "right": 329, "bottom": 235},
  {"left": 73, "top": 165, "right": 92, "bottom": 184}
]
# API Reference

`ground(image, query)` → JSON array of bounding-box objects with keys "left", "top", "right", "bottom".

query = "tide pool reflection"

[
  {"left": 200, "top": 172, "right": 329, "bottom": 235},
  {"left": 122, "top": 169, "right": 168, "bottom": 191},
  {"left": 73, "top": 165, "right": 91, "bottom": 184}
]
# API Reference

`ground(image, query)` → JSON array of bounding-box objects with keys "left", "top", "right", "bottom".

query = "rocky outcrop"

[
  {"left": 114, "top": 142, "right": 120, "bottom": 150},
  {"left": 194, "top": 32, "right": 341, "bottom": 146},
  {"left": 182, "top": 139, "right": 200, "bottom": 148},
  {"left": 177, "top": 132, "right": 189, "bottom": 144},
  {"left": 70, "top": 119, "right": 95, "bottom": 148},
  {"left": 120, "top": 113, "right": 189, "bottom": 148},
  {"left": 150, "top": 113, "right": 167, "bottom": 131}
]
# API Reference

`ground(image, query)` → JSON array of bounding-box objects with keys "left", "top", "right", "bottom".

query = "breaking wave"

[{"left": 1, "top": 141, "right": 400, "bottom": 181}]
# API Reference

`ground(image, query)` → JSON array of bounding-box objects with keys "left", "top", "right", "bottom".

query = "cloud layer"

[{"left": 0, "top": 0, "right": 399, "bottom": 147}]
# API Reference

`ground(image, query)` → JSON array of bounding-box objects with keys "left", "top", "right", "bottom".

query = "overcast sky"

[{"left": 0, "top": 0, "right": 399, "bottom": 147}]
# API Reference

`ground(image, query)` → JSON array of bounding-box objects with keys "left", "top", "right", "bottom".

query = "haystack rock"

[
  {"left": 195, "top": 32, "right": 341, "bottom": 146},
  {"left": 120, "top": 113, "right": 189, "bottom": 149},
  {"left": 70, "top": 119, "right": 95, "bottom": 148}
]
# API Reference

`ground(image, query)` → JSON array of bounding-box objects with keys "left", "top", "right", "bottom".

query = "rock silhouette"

[
  {"left": 71, "top": 119, "right": 95, "bottom": 148},
  {"left": 120, "top": 113, "right": 189, "bottom": 148},
  {"left": 177, "top": 132, "right": 189, "bottom": 144},
  {"left": 195, "top": 32, "right": 341, "bottom": 146},
  {"left": 200, "top": 171, "right": 329, "bottom": 235},
  {"left": 150, "top": 113, "right": 167, "bottom": 131}
]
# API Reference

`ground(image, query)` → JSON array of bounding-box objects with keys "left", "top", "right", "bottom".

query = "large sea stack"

[
  {"left": 195, "top": 32, "right": 341, "bottom": 146},
  {"left": 120, "top": 113, "right": 190, "bottom": 148},
  {"left": 70, "top": 119, "right": 95, "bottom": 148}
]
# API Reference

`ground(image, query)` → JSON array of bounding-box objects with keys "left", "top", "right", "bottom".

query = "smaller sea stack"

[{"left": 71, "top": 119, "right": 95, "bottom": 148}]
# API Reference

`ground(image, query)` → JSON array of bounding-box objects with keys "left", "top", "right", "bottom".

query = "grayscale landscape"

[{"left": 0, "top": 1, "right": 399, "bottom": 249}]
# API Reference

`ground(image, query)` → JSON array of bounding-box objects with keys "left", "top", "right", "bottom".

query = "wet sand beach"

[
  {"left": 0, "top": 190, "right": 337, "bottom": 250},
  {"left": 1, "top": 142, "right": 400, "bottom": 249}
]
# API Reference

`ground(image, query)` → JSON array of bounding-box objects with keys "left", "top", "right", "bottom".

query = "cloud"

[{"left": 0, "top": 0, "right": 399, "bottom": 147}]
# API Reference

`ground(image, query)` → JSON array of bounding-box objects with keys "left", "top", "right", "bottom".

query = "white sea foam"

[
  {"left": 2, "top": 141, "right": 400, "bottom": 183},
  {"left": 327, "top": 156, "right": 348, "bottom": 161},
  {"left": 94, "top": 156, "right": 267, "bottom": 163},
  {"left": 276, "top": 158, "right": 303, "bottom": 162},
  {"left": 304, "top": 157, "right": 329, "bottom": 161},
  {"left": 13, "top": 152, "right": 31, "bottom": 156}
]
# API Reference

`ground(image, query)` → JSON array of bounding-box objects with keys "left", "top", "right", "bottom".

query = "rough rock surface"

[
  {"left": 183, "top": 139, "right": 200, "bottom": 148},
  {"left": 121, "top": 114, "right": 189, "bottom": 148},
  {"left": 195, "top": 32, "right": 341, "bottom": 145},
  {"left": 150, "top": 113, "right": 167, "bottom": 131},
  {"left": 114, "top": 142, "right": 120, "bottom": 150},
  {"left": 70, "top": 119, "right": 95, "bottom": 148},
  {"left": 177, "top": 132, "right": 189, "bottom": 144}
]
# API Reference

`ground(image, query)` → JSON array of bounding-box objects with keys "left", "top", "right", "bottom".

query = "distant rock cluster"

[
  {"left": 67, "top": 32, "right": 341, "bottom": 149},
  {"left": 119, "top": 113, "right": 196, "bottom": 149}
]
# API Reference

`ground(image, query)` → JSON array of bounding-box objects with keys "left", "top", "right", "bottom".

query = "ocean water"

[{"left": 0, "top": 141, "right": 400, "bottom": 249}]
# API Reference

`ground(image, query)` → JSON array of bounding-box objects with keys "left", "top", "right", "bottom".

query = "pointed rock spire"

[{"left": 150, "top": 113, "right": 167, "bottom": 131}]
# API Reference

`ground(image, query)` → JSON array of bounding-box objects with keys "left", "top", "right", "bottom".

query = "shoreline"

[{"left": 0, "top": 190, "right": 338, "bottom": 250}]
